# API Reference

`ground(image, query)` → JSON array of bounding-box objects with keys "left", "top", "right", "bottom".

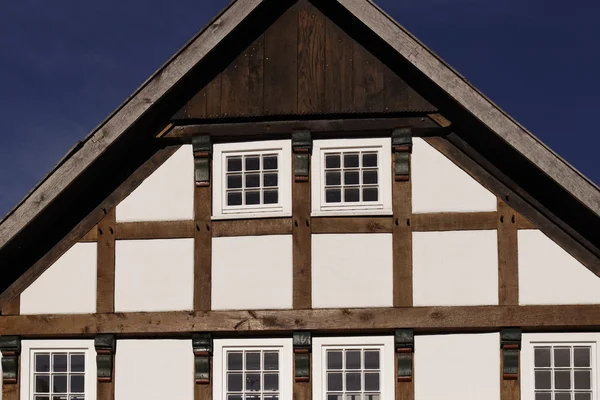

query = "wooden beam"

[
  {"left": 194, "top": 185, "right": 212, "bottom": 312},
  {"left": 97, "top": 209, "right": 116, "bottom": 314},
  {"left": 115, "top": 220, "right": 195, "bottom": 240},
  {"left": 1, "top": 355, "right": 20, "bottom": 400},
  {"left": 1, "top": 295, "right": 20, "bottom": 316},
  {"left": 212, "top": 218, "right": 292, "bottom": 237},
  {"left": 4, "top": 305, "right": 600, "bottom": 337},
  {"left": 501, "top": 348, "right": 521, "bottom": 400},
  {"left": 311, "top": 217, "right": 393, "bottom": 234},
  {"left": 498, "top": 200, "right": 519, "bottom": 306},
  {"left": 412, "top": 212, "right": 497, "bottom": 232},
  {"left": 393, "top": 153, "right": 413, "bottom": 307},
  {"left": 80, "top": 227, "right": 99, "bottom": 242},
  {"left": 516, "top": 214, "right": 536, "bottom": 230},
  {"left": 292, "top": 156, "right": 312, "bottom": 310}
]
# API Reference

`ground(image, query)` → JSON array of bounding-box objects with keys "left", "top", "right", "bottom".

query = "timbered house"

[{"left": 0, "top": 0, "right": 599, "bottom": 400}]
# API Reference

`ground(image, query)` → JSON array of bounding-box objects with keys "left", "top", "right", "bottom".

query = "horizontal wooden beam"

[
  {"left": 212, "top": 218, "right": 292, "bottom": 237},
  {"left": 412, "top": 212, "right": 497, "bottom": 232},
  {"left": 3, "top": 305, "right": 600, "bottom": 337},
  {"left": 311, "top": 217, "right": 393, "bottom": 234},
  {"left": 115, "top": 220, "right": 195, "bottom": 240}
]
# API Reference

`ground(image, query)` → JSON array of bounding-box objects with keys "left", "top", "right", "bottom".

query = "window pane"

[
  {"left": 228, "top": 396, "right": 243, "bottom": 400},
  {"left": 228, "top": 158, "right": 242, "bottom": 172},
  {"left": 264, "top": 352, "right": 279, "bottom": 371},
  {"left": 346, "top": 394, "right": 361, "bottom": 400},
  {"left": 534, "top": 348, "right": 551, "bottom": 367},
  {"left": 554, "top": 348, "right": 571, "bottom": 367},
  {"left": 264, "top": 373, "right": 279, "bottom": 391},
  {"left": 363, "top": 188, "right": 378, "bottom": 202},
  {"left": 70, "top": 354, "right": 85, "bottom": 373},
  {"left": 326, "top": 189, "right": 342, "bottom": 203},
  {"left": 344, "top": 154, "right": 359, "bottom": 168},
  {"left": 53, "top": 396, "right": 68, "bottom": 400},
  {"left": 228, "top": 352, "right": 243, "bottom": 371},
  {"left": 227, "top": 175, "right": 243, "bottom": 189},
  {"left": 325, "top": 155, "right": 341, "bottom": 169},
  {"left": 328, "top": 351, "right": 343, "bottom": 370},
  {"left": 69, "top": 396, "right": 85, "bottom": 400},
  {"left": 227, "top": 192, "right": 243, "bottom": 206},
  {"left": 555, "top": 370, "right": 571, "bottom": 389},
  {"left": 344, "top": 171, "right": 359, "bottom": 185},
  {"left": 364, "top": 351, "right": 380, "bottom": 369},
  {"left": 535, "top": 370, "right": 551, "bottom": 389},
  {"left": 263, "top": 156, "right": 278, "bottom": 170},
  {"left": 34, "top": 397, "right": 50, "bottom": 400},
  {"left": 365, "top": 372, "right": 380, "bottom": 391},
  {"left": 345, "top": 351, "right": 361, "bottom": 370},
  {"left": 246, "top": 174, "right": 260, "bottom": 188},
  {"left": 264, "top": 173, "right": 278, "bottom": 187},
  {"left": 344, "top": 188, "right": 360, "bottom": 203},
  {"left": 363, "top": 153, "right": 378, "bottom": 167},
  {"left": 363, "top": 171, "right": 378, "bottom": 185},
  {"left": 53, "top": 354, "right": 68, "bottom": 373},
  {"left": 326, "top": 172, "right": 341, "bottom": 186},
  {"left": 327, "top": 373, "right": 343, "bottom": 391},
  {"left": 246, "top": 157, "right": 260, "bottom": 171},
  {"left": 574, "top": 347, "right": 591, "bottom": 367},
  {"left": 227, "top": 373, "right": 243, "bottom": 391},
  {"left": 365, "top": 395, "right": 381, "bottom": 400},
  {"left": 36, "top": 354, "right": 50, "bottom": 373},
  {"left": 246, "top": 352, "right": 261, "bottom": 370},
  {"left": 246, "top": 191, "right": 260, "bottom": 205},
  {"left": 246, "top": 396, "right": 260, "bottom": 400},
  {"left": 246, "top": 373, "right": 261, "bottom": 391},
  {"left": 264, "top": 190, "right": 279, "bottom": 205},
  {"left": 575, "top": 393, "right": 592, "bottom": 400},
  {"left": 327, "top": 395, "right": 343, "bottom": 400},
  {"left": 36, "top": 375, "right": 50, "bottom": 393},
  {"left": 346, "top": 372, "right": 361, "bottom": 391},
  {"left": 53, "top": 375, "right": 67, "bottom": 393},
  {"left": 556, "top": 394, "right": 571, "bottom": 400},
  {"left": 574, "top": 370, "right": 591, "bottom": 389},
  {"left": 70, "top": 375, "right": 84, "bottom": 393},
  {"left": 264, "top": 396, "right": 279, "bottom": 400},
  {"left": 535, "top": 394, "right": 551, "bottom": 400}
]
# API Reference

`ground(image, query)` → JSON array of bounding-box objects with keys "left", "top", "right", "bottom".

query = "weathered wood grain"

[
  {"left": 195, "top": 185, "right": 212, "bottom": 312},
  {"left": 298, "top": 1, "right": 326, "bottom": 114},
  {"left": 247, "top": 34, "right": 265, "bottom": 116},
  {"left": 516, "top": 214, "right": 536, "bottom": 230},
  {"left": 212, "top": 218, "right": 292, "bottom": 237},
  {"left": 185, "top": 87, "right": 208, "bottom": 119},
  {"left": 393, "top": 153, "right": 413, "bottom": 307},
  {"left": 353, "top": 41, "right": 384, "bottom": 112},
  {"left": 97, "top": 209, "right": 116, "bottom": 314},
  {"left": 1, "top": 295, "right": 20, "bottom": 316},
  {"left": 311, "top": 217, "right": 393, "bottom": 234},
  {"left": 205, "top": 75, "right": 222, "bottom": 118},
  {"left": 1, "top": 357, "right": 20, "bottom": 400},
  {"left": 325, "top": 19, "right": 353, "bottom": 113},
  {"left": 293, "top": 156, "right": 312, "bottom": 310},
  {"left": 115, "top": 220, "right": 195, "bottom": 240},
  {"left": 80, "top": 227, "right": 99, "bottom": 242},
  {"left": 97, "top": 378, "right": 115, "bottom": 400},
  {"left": 498, "top": 199, "right": 519, "bottom": 306},
  {"left": 221, "top": 50, "right": 250, "bottom": 117},
  {"left": 412, "top": 212, "right": 498, "bottom": 232},
  {"left": 501, "top": 348, "right": 521, "bottom": 400}
]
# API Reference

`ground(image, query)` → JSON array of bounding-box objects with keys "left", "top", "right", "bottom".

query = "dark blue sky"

[{"left": 0, "top": 0, "right": 598, "bottom": 218}]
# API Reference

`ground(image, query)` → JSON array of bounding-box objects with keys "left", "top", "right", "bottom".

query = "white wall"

[
  {"left": 312, "top": 234, "right": 393, "bottom": 308},
  {"left": 116, "top": 145, "right": 194, "bottom": 222},
  {"left": 20, "top": 243, "right": 97, "bottom": 315},
  {"left": 115, "top": 239, "right": 194, "bottom": 312},
  {"left": 212, "top": 235, "right": 293, "bottom": 310},
  {"left": 412, "top": 138, "right": 497, "bottom": 213},
  {"left": 413, "top": 231, "right": 498, "bottom": 306},
  {"left": 115, "top": 340, "right": 193, "bottom": 400},
  {"left": 415, "top": 333, "right": 500, "bottom": 400},
  {"left": 519, "top": 230, "right": 600, "bottom": 305}
]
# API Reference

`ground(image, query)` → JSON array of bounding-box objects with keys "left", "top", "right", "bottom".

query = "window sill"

[
  {"left": 311, "top": 209, "right": 393, "bottom": 218},
  {"left": 212, "top": 211, "right": 292, "bottom": 220}
]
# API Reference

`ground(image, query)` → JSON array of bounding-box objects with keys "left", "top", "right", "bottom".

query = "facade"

[{"left": 0, "top": 1, "right": 599, "bottom": 400}]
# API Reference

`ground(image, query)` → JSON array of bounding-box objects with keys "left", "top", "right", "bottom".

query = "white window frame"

[
  {"left": 311, "top": 138, "right": 392, "bottom": 217},
  {"left": 522, "top": 333, "right": 600, "bottom": 400},
  {"left": 312, "top": 336, "right": 395, "bottom": 400},
  {"left": 213, "top": 338, "right": 293, "bottom": 400},
  {"left": 20, "top": 340, "right": 96, "bottom": 400},
  {"left": 213, "top": 140, "right": 292, "bottom": 220}
]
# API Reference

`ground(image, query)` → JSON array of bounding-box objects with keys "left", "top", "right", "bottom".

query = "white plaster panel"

[
  {"left": 212, "top": 235, "right": 293, "bottom": 310},
  {"left": 116, "top": 145, "right": 194, "bottom": 222},
  {"left": 519, "top": 230, "right": 600, "bottom": 305},
  {"left": 115, "top": 340, "right": 193, "bottom": 400},
  {"left": 20, "top": 243, "right": 97, "bottom": 315},
  {"left": 115, "top": 239, "right": 194, "bottom": 312},
  {"left": 412, "top": 137, "right": 497, "bottom": 213},
  {"left": 413, "top": 230, "right": 498, "bottom": 306},
  {"left": 415, "top": 333, "right": 500, "bottom": 400},
  {"left": 312, "top": 234, "right": 393, "bottom": 308}
]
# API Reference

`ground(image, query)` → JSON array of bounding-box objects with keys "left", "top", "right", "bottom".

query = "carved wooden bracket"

[
  {"left": 192, "top": 135, "right": 212, "bottom": 187},
  {"left": 95, "top": 334, "right": 116, "bottom": 383},
  {"left": 292, "top": 131, "right": 312, "bottom": 182},
  {"left": 501, "top": 328, "right": 521, "bottom": 380},
  {"left": 395, "top": 329, "right": 414, "bottom": 382},
  {"left": 392, "top": 128, "right": 412, "bottom": 182},
  {"left": 193, "top": 333, "right": 213, "bottom": 384},
  {"left": 0, "top": 336, "right": 20, "bottom": 384},
  {"left": 293, "top": 331, "right": 312, "bottom": 382}
]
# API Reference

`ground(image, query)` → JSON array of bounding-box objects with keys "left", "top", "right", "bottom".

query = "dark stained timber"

[{"left": 298, "top": 1, "right": 326, "bottom": 114}]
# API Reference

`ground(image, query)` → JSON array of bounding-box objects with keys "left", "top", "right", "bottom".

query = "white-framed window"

[
  {"left": 313, "top": 336, "right": 395, "bottom": 400},
  {"left": 213, "top": 140, "right": 292, "bottom": 219},
  {"left": 20, "top": 340, "right": 96, "bottom": 400},
  {"left": 311, "top": 138, "right": 392, "bottom": 216},
  {"left": 522, "top": 333, "right": 599, "bottom": 400},
  {"left": 213, "top": 338, "right": 293, "bottom": 400}
]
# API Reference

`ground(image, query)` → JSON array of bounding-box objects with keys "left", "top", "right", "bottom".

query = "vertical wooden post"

[
  {"left": 1, "top": 355, "right": 20, "bottom": 400},
  {"left": 292, "top": 133, "right": 312, "bottom": 310},
  {"left": 97, "top": 209, "right": 116, "bottom": 314},
  {"left": 501, "top": 328, "right": 521, "bottom": 400},
  {"left": 0, "top": 336, "right": 21, "bottom": 400},
  {"left": 194, "top": 184, "right": 212, "bottom": 311},
  {"left": 395, "top": 329, "right": 414, "bottom": 400},
  {"left": 1, "top": 295, "right": 20, "bottom": 316},
  {"left": 293, "top": 332, "right": 312, "bottom": 400},
  {"left": 498, "top": 199, "right": 519, "bottom": 305},
  {"left": 96, "top": 335, "right": 116, "bottom": 400}
]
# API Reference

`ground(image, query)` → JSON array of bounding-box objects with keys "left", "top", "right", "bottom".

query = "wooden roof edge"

[
  {"left": 0, "top": 0, "right": 265, "bottom": 250},
  {"left": 335, "top": 0, "right": 600, "bottom": 216}
]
